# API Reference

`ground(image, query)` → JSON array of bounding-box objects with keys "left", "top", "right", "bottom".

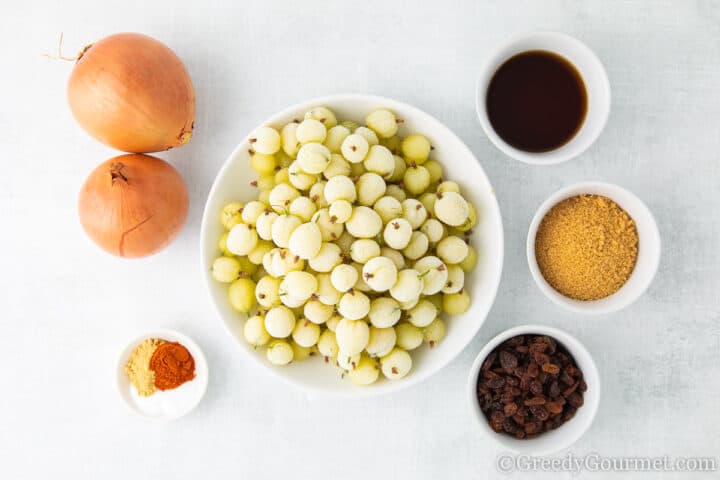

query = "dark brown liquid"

[{"left": 486, "top": 50, "right": 587, "bottom": 152}]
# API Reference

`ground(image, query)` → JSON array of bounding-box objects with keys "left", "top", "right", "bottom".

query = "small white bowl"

[
  {"left": 527, "top": 181, "right": 661, "bottom": 315},
  {"left": 117, "top": 329, "right": 209, "bottom": 421},
  {"left": 476, "top": 31, "right": 611, "bottom": 165},
  {"left": 467, "top": 325, "right": 600, "bottom": 455},
  {"left": 200, "top": 94, "right": 504, "bottom": 397}
]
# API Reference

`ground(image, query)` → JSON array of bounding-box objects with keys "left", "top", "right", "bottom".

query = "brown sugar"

[{"left": 535, "top": 194, "right": 639, "bottom": 301}]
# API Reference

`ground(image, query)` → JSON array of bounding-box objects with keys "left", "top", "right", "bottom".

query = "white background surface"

[{"left": 2, "top": 1, "right": 719, "bottom": 478}]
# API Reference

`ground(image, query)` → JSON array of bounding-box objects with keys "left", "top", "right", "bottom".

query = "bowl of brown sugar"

[{"left": 527, "top": 182, "right": 661, "bottom": 314}]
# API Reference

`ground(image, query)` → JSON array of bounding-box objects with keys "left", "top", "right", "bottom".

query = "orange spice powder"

[{"left": 149, "top": 341, "right": 196, "bottom": 391}]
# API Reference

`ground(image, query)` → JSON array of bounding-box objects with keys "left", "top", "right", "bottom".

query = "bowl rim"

[
  {"left": 116, "top": 328, "right": 209, "bottom": 421},
  {"left": 475, "top": 30, "right": 611, "bottom": 165},
  {"left": 199, "top": 93, "right": 505, "bottom": 397},
  {"left": 526, "top": 181, "right": 661, "bottom": 315},
  {"left": 466, "top": 324, "right": 601, "bottom": 455}
]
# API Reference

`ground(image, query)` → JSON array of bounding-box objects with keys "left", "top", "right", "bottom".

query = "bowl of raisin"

[{"left": 467, "top": 325, "right": 600, "bottom": 454}]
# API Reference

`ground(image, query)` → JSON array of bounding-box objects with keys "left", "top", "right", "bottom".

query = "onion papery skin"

[
  {"left": 68, "top": 33, "right": 195, "bottom": 153},
  {"left": 78, "top": 154, "right": 189, "bottom": 258}
]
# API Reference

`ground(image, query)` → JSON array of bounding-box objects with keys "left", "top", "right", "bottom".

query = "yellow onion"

[
  {"left": 78, "top": 154, "right": 189, "bottom": 258},
  {"left": 68, "top": 33, "right": 195, "bottom": 153}
]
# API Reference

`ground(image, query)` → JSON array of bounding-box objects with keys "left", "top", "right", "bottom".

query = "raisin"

[
  {"left": 546, "top": 401, "right": 564, "bottom": 414},
  {"left": 487, "top": 377, "right": 505, "bottom": 390},
  {"left": 520, "top": 374, "right": 531, "bottom": 391},
  {"left": 542, "top": 363, "right": 560, "bottom": 374},
  {"left": 529, "top": 342, "right": 546, "bottom": 357},
  {"left": 499, "top": 350, "right": 518, "bottom": 371},
  {"left": 529, "top": 380, "right": 543, "bottom": 396},
  {"left": 503, "top": 418, "right": 518, "bottom": 433},
  {"left": 504, "top": 402, "right": 518, "bottom": 417},
  {"left": 563, "top": 407, "right": 577, "bottom": 421},
  {"left": 534, "top": 353, "right": 550, "bottom": 365},
  {"left": 481, "top": 351, "right": 497, "bottom": 372},
  {"left": 500, "top": 390, "right": 516, "bottom": 404},
  {"left": 524, "top": 396, "right": 546, "bottom": 406},
  {"left": 548, "top": 380, "right": 561, "bottom": 398},
  {"left": 563, "top": 382, "right": 579, "bottom": 397},
  {"left": 506, "top": 335, "right": 525, "bottom": 347},
  {"left": 490, "top": 410, "right": 505, "bottom": 423},
  {"left": 550, "top": 416, "right": 564, "bottom": 429},
  {"left": 530, "top": 405, "right": 549, "bottom": 421},
  {"left": 568, "top": 393, "right": 584, "bottom": 408},
  {"left": 527, "top": 362, "right": 539, "bottom": 378}
]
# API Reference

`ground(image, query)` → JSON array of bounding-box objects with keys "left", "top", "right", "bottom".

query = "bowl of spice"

[
  {"left": 527, "top": 181, "right": 661, "bottom": 314},
  {"left": 467, "top": 325, "right": 600, "bottom": 454},
  {"left": 117, "top": 329, "right": 208, "bottom": 420}
]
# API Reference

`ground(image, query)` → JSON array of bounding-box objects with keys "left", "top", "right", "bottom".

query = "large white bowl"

[{"left": 200, "top": 94, "right": 504, "bottom": 396}]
